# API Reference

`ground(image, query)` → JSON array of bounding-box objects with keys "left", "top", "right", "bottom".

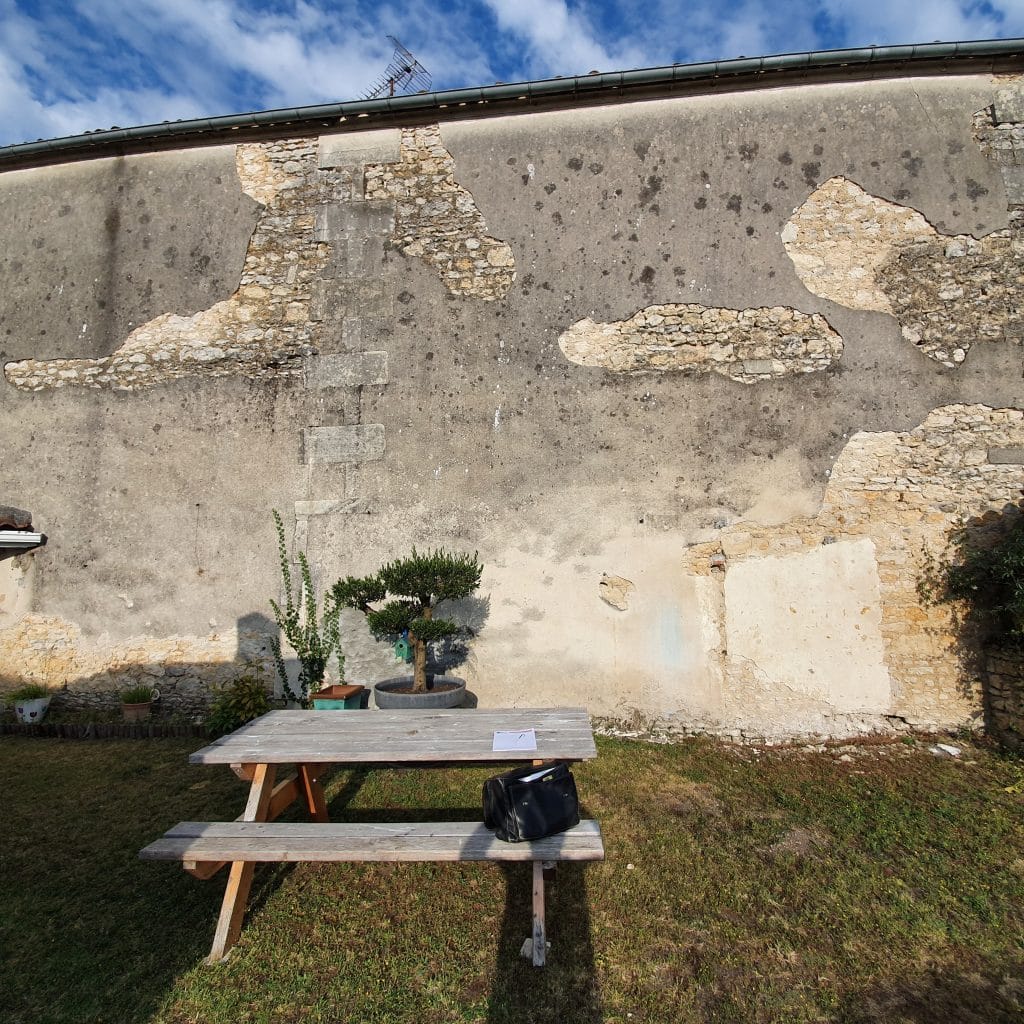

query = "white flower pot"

[{"left": 14, "top": 696, "right": 51, "bottom": 724}]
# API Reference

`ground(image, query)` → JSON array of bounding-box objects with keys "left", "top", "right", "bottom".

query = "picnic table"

[{"left": 141, "top": 707, "right": 604, "bottom": 965}]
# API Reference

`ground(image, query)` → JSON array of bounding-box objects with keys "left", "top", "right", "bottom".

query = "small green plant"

[
  {"left": 4, "top": 683, "right": 50, "bottom": 705},
  {"left": 206, "top": 672, "right": 272, "bottom": 737},
  {"left": 121, "top": 684, "right": 156, "bottom": 704},
  {"left": 1003, "top": 760, "right": 1024, "bottom": 795},
  {"left": 269, "top": 509, "right": 344, "bottom": 706},
  {"left": 919, "top": 507, "right": 1024, "bottom": 645},
  {"left": 331, "top": 548, "right": 483, "bottom": 693}
]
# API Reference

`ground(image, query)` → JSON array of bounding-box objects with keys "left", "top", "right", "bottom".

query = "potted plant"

[
  {"left": 331, "top": 548, "right": 483, "bottom": 709},
  {"left": 6, "top": 683, "right": 52, "bottom": 724},
  {"left": 121, "top": 684, "right": 159, "bottom": 722},
  {"left": 269, "top": 510, "right": 345, "bottom": 706}
]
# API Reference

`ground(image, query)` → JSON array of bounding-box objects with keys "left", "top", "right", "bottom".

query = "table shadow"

[
  {"left": 486, "top": 858, "right": 603, "bottom": 1023},
  {"left": 325, "top": 786, "right": 605, "bottom": 1022}
]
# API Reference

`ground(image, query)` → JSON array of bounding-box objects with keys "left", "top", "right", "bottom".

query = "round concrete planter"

[{"left": 373, "top": 675, "right": 467, "bottom": 710}]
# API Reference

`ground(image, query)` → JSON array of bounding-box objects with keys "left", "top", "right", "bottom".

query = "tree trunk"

[
  {"left": 411, "top": 606, "right": 431, "bottom": 692},
  {"left": 412, "top": 632, "right": 427, "bottom": 691}
]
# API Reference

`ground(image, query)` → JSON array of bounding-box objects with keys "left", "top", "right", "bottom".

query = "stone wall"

[
  {"left": 4, "top": 139, "right": 339, "bottom": 390},
  {"left": 364, "top": 124, "right": 516, "bottom": 300},
  {"left": 985, "top": 648, "right": 1024, "bottom": 750},
  {"left": 0, "top": 613, "right": 277, "bottom": 719},
  {"left": 0, "top": 72, "right": 1022, "bottom": 741},
  {"left": 558, "top": 303, "right": 841, "bottom": 381},
  {"left": 783, "top": 177, "right": 1019, "bottom": 368},
  {"left": 682, "top": 405, "right": 1024, "bottom": 739}
]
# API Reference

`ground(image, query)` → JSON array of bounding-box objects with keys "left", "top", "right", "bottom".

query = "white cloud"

[
  {"left": 482, "top": 0, "right": 648, "bottom": 75},
  {"left": 818, "top": 0, "right": 1012, "bottom": 43}
]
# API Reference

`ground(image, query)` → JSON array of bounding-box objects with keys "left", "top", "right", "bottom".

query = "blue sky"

[{"left": 1, "top": 0, "right": 1022, "bottom": 146}]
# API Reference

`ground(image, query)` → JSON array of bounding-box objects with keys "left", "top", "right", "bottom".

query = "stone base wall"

[
  {"left": 0, "top": 613, "right": 278, "bottom": 722},
  {"left": 985, "top": 649, "right": 1024, "bottom": 750}
]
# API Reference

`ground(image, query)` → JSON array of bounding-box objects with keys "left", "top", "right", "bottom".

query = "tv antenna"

[{"left": 363, "top": 36, "right": 432, "bottom": 99}]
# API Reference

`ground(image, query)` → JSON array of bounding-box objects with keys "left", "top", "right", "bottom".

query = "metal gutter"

[
  {"left": 0, "top": 530, "right": 45, "bottom": 549},
  {"left": 1, "top": 38, "right": 1021, "bottom": 171}
]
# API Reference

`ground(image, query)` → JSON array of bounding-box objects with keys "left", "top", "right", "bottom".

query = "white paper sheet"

[{"left": 492, "top": 728, "right": 537, "bottom": 752}]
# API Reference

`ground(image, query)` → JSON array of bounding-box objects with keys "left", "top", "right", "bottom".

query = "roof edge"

[{"left": 1, "top": 38, "right": 1022, "bottom": 171}]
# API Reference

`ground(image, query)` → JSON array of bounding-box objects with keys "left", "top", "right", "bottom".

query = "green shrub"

[
  {"left": 4, "top": 683, "right": 50, "bottom": 705},
  {"left": 121, "top": 684, "right": 156, "bottom": 704},
  {"left": 920, "top": 506, "right": 1024, "bottom": 645},
  {"left": 206, "top": 673, "right": 272, "bottom": 737}
]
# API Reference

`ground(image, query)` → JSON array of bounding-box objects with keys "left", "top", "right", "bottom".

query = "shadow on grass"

[
  {"left": 486, "top": 861, "right": 603, "bottom": 1024},
  {"left": 0, "top": 738, "right": 248, "bottom": 1024},
  {"left": 327, "top": 774, "right": 605, "bottom": 1022},
  {"left": 838, "top": 961, "right": 1024, "bottom": 1023}
]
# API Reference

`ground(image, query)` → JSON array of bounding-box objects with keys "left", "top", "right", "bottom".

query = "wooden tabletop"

[{"left": 190, "top": 707, "right": 598, "bottom": 765}]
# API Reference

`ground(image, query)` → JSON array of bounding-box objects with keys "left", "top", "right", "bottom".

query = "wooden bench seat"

[
  {"left": 140, "top": 818, "right": 603, "bottom": 967},
  {"left": 140, "top": 819, "right": 604, "bottom": 864}
]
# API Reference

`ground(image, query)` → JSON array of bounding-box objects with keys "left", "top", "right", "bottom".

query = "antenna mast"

[{"left": 363, "top": 36, "right": 432, "bottom": 99}]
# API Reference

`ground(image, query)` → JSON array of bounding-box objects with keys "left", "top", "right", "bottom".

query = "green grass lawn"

[{"left": 2, "top": 733, "right": 1023, "bottom": 1024}]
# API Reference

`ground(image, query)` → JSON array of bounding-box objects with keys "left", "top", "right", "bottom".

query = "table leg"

[
  {"left": 531, "top": 860, "right": 546, "bottom": 967},
  {"left": 208, "top": 762, "right": 277, "bottom": 963},
  {"left": 297, "top": 762, "right": 330, "bottom": 822}
]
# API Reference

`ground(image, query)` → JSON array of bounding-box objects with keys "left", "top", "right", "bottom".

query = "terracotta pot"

[{"left": 122, "top": 701, "right": 153, "bottom": 722}]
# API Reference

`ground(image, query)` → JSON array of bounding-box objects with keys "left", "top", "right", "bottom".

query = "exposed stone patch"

[
  {"left": 685, "top": 405, "right": 1024, "bottom": 731},
  {"left": 235, "top": 143, "right": 293, "bottom": 207},
  {"left": 558, "top": 303, "right": 842, "bottom": 382},
  {"left": 784, "top": 163, "right": 1021, "bottom": 368},
  {"left": 599, "top": 574, "right": 635, "bottom": 610},
  {"left": 4, "top": 139, "right": 346, "bottom": 391},
  {"left": 0, "top": 614, "right": 276, "bottom": 718},
  {"left": 875, "top": 229, "right": 1020, "bottom": 366},
  {"left": 364, "top": 125, "right": 516, "bottom": 300},
  {"left": 765, "top": 826, "right": 831, "bottom": 860},
  {"left": 975, "top": 75, "right": 1024, "bottom": 229},
  {"left": 781, "top": 177, "right": 935, "bottom": 313},
  {"left": 984, "top": 649, "right": 1024, "bottom": 751}
]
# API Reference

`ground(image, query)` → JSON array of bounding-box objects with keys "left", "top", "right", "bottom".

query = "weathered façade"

[{"left": 1, "top": 52, "right": 1022, "bottom": 740}]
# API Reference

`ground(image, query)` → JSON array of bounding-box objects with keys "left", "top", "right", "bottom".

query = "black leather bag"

[{"left": 483, "top": 761, "right": 580, "bottom": 843}]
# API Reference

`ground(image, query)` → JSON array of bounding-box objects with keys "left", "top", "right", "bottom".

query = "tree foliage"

[
  {"left": 331, "top": 548, "right": 482, "bottom": 692},
  {"left": 920, "top": 506, "right": 1024, "bottom": 645}
]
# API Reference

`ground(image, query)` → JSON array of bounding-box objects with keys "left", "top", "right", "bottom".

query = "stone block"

[
  {"left": 987, "top": 447, "right": 1024, "bottom": 465},
  {"left": 303, "top": 425, "right": 385, "bottom": 464},
  {"left": 336, "top": 278, "right": 393, "bottom": 317},
  {"left": 314, "top": 201, "right": 394, "bottom": 243},
  {"left": 319, "top": 129, "right": 402, "bottom": 169},
  {"left": 304, "top": 352, "right": 389, "bottom": 389},
  {"left": 311, "top": 277, "right": 393, "bottom": 322},
  {"left": 993, "top": 87, "right": 1024, "bottom": 126},
  {"left": 321, "top": 235, "right": 386, "bottom": 277},
  {"left": 293, "top": 498, "right": 362, "bottom": 516},
  {"left": 999, "top": 164, "right": 1024, "bottom": 205}
]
